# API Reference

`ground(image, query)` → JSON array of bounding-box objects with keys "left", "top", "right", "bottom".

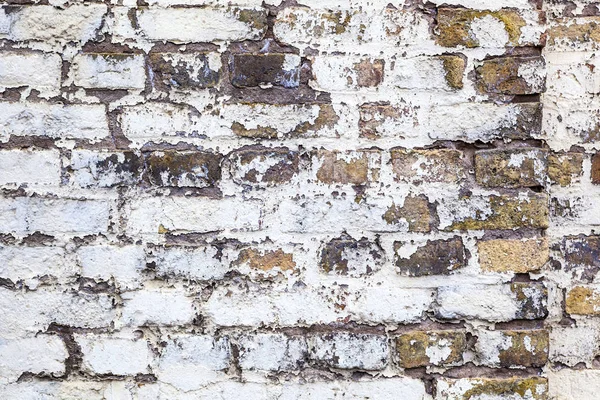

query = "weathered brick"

[
  {"left": 386, "top": 55, "right": 466, "bottom": 90},
  {"left": 566, "top": 286, "right": 600, "bottom": 315},
  {"left": 234, "top": 248, "right": 296, "bottom": 275},
  {"left": 153, "top": 245, "right": 229, "bottom": 281},
  {"left": 395, "top": 237, "right": 467, "bottom": 277},
  {"left": 548, "top": 17, "right": 600, "bottom": 51},
  {"left": 475, "top": 148, "right": 547, "bottom": 188},
  {"left": 436, "top": 377, "right": 548, "bottom": 400},
  {"left": 593, "top": 152, "right": 600, "bottom": 184},
  {"left": 0, "top": 150, "right": 60, "bottom": 186},
  {"left": 476, "top": 56, "right": 546, "bottom": 95},
  {"left": 144, "top": 151, "right": 222, "bottom": 188},
  {"left": 311, "top": 56, "right": 384, "bottom": 91},
  {"left": 0, "top": 51, "right": 61, "bottom": 96},
  {"left": 135, "top": 7, "right": 267, "bottom": 43},
  {"left": 320, "top": 234, "right": 384, "bottom": 276},
  {"left": 435, "top": 283, "right": 548, "bottom": 321},
  {"left": 71, "top": 53, "right": 146, "bottom": 90},
  {"left": 230, "top": 53, "right": 301, "bottom": 88},
  {"left": 228, "top": 146, "right": 299, "bottom": 186},
  {"left": 149, "top": 52, "right": 221, "bottom": 91},
  {"left": 435, "top": 8, "right": 544, "bottom": 48},
  {"left": 548, "top": 369, "right": 600, "bottom": 400},
  {"left": 121, "top": 288, "right": 196, "bottom": 326},
  {"left": 391, "top": 149, "right": 466, "bottom": 183},
  {"left": 550, "top": 325, "right": 600, "bottom": 367},
  {"left": 395, "top": 330, "right": 466, "bottom": 368},
  {"left": 475, "top": 329, "right": 549, "bottom": 367},
  {"left": 0, "top": 246, "right": 71, "bottom": 287},
  {"left": 76, "top": 335, "right": 152, "bottom": 376},
  {"left": 0, "top": 336, "right": 67, "bottom": 384},
  {"left": 548, "top": 152, "right": 584, "bottom": 186},
  {"left": 238, "top": 333, "right": 307, "bottom": 371},
  {"left": 77, "top": 246, "right": 145, "bottom": 291},
  {"left": 308, "top": 333, "right": 388, "bottom": 370},
  {"left": 316, "top": 150, "right": 379, "bottom": 185},
  {"left": 439, "top": 193, "right": 549, "bottom": 231},
  {"left": 559, "top": 235, "right": 600, "bottom": 282},
  {"left": 477, "top": 238, "right": 549, "bottom": 273},
  {"left": 358, "top": 102, "right": 420, "bottom": 139},
  {"left": 383, "top": 195, "right": 432, "bottom": 233},
  {"left": 69, "top": 150, "right": 142, "bottom": 188}
]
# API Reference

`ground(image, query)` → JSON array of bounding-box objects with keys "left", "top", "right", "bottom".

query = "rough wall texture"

[{"left": 0, "top": 0, "right": 599, "bottom": 399}]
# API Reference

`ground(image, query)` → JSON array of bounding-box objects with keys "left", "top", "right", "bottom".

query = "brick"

[
  {"left": 0, "top": 336, "right": 67, "bottom": 384},
  {"left": 135, "top": 7, "right": 267, "bottom": 43},
  {"left": 395, "top": 330, "right": 466, "bottom": 368},
  {"left": 0, "top": 246, "right": 71, "bottom": 287},
  {"left": 476, "top": 56, "right": 546, "bottom": 95},
  {"left": 149, "top": 52, "right": 221, "bottom": 91},
  {"left": 307, "top": 333, "right": 388, "bottom": 370},
  {"left": 386, "top": 55, "right": 465, "bottom": 90},
  {"left": 0, "top": 150, "right": 61, "bottom": 186},
  {"left": 475, "top": 329, "right": 548, "bottom": 367},
  {"left": 548, "top": 152, "right": 584, "bottom": 186},
  {"left": 121, "top": 288, "right": 196, "bottom": 326},
  {"left": 230, "top": 53, "right": 301, "bottom": 88},
  {"left": 395, "top": 237, "right": 466, "bottom": 277},
  {"left": 475, "top": 148, "right": 547, "bottom": 188},
  {"left": 77, "top": 246, "right": 145, "bottom": 291},
  {"left": 477, "top": 238, "right": 549, "bottom": 273},
  {"left": 566, "top": 285, "right": 600, "bottom": 315},
  {"left": 71, "top": 53, "right": 146, "bottom": 90},
  {"left": 435, "top": 283, "right": 548, "bottom": 322},
  {"left": 69, "top": 150, "right": 142, "bottom": 188},
  {"left": 76, "top": 335, "right": 152, "bottom": 376},
  {"left": 144, "top": 151, "right": 222, "bottom": 188},
  {"left": 280, "top": 379, "right": 429, "bottom": 400},
  {"left": 593, "top": 152, "right": 600, "bottom": 184},
  {"left": 548, "top": 369, "right": 600, "bottom": 400},
  {"left": 435, "top": 8, "right": 544, "bottom": 48},
  {"left": 234, "top": 248, "right": 296, "bottom": 275},
  {"left": 436, "top": 377, "right": 548, "bottom": 400},
  {"left": 548, "top": 17, "right": 600, "bottom": 51},
  {"left": 439, "top": 193, "right": 549, "bottom": 231},
  {"left": 238, "top": 333, "right": 307, "bottom": 371},
  {"left": 127, "top": 197, "right": 261, "bottom": 235},
  {"left": 549, "top": 325, "right": 600, "bottom": 367},
  {"left": 311, "top": 56, "right": 384, "bottom": 91},
  {"left": 316, "top": 150, "right": 379, "bottom": 185},
  {"left": 382, "top": 195, "right": 432, "bottom": 233},
  {"left": 228, "top": 146, "right": 299, "bottom": 186},
  {"left": 157, "top": 335, "right": 230, "bottom": 392},
  {"left": 0, "top": 288, "right": 115, "bottom": 339},
  {"left": 1, "top": 4, "right": 107, "bottom": 44},
  {"left": 358, "top": 102, "right": 420, "bottom": 139},
  {"left": 391, "top": 149, "right": 466, "bottom": 184},
  {"left": 0, "top": 197, "right": 110, "bottom": 235},
  {"left": 0, "top": 51, "right": 61, "bottom": 96},
  {"left": 0, "top": 102, "right": 109, "bottom": 141},
  {"left": 558, "top": 235, "right": 600, "bottom": 282},
  {"left": 320, "top": 235, "right": 384, "bottom": 277},
  {"left": 153, "top": 245, "right": 229, "bottom": 281}
]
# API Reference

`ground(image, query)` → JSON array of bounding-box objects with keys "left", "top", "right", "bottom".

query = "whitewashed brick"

[
  {"left": 550, "top": 325, "right": 600, "bottom": 367},
  {"left": 0, "top": 246, "right": 73, "bottom": 288},
  {"left": 548, "top": 369, "right": 600, "bottom": 400},
  {"left": 278, "top": 379, "right": 429, "bottom": 400},
  {"left": 0, "top": 381, "right": 114, "bottom": 400},
  {"left": 136, "top": 7, "right": 267, "bottom": 43},
  {"left": 157, "top": 335, "right": 230, "bottom": 392},
  {"left": 69, "top": 150, "right": 140, "bottom": 188},
  {"left": 120, "top": 288, "right": 195, "bottom": 326},
  {"left": 0, "top": 150, "right": 61, "bottom": 186},
  {"left": 76, "top": 335, "right": 153, "bottom": 376},
  {"left": 308, "top": 333, "right": 388, "bottom": 370},
  {"left": 0, "top": 197, "right": 110, "bottom": 235},
  {"left": 154, "top": 245, "right": 229, "bottom": 281},
  {"left": 0, "top": 102, "right": 109, "bottom": 142},
  {"left": 77, "top": 246, "right": 145, "bottom": 290},
  {"left": 238, "top": 333, "right": 307, "bottom": 371},
  {"left": 71, "top": 54, "right": 146, "bottom": 90},
  {"left": 0, "top": 51, "right": 61, "bottom": 97},
  {"left": 126, "top": 196, "right": 261, "bottom": 235},
  {"left": 0, "top": 336, "right": 67, "bottom": 384}
]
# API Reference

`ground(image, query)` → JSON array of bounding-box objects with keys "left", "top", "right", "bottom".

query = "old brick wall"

[{"left": 0, "top": 0, "right": 598, "bottom": 399}]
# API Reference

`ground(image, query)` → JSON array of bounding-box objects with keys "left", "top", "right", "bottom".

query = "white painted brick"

[
  {"left": 135, "top": 7, "right": 266, "bottom": 43},
  {"left": 0, "top": 51, "right": 61, "bottom": 97},
  {"left": 0, "top": 197, "right": 110, "bottom": 235},
  {"left": 71, "top": 54, "right": 146, "bottom": 90},
  {"left": 308, "top": 333, "right": 388, "bottom": 370},
  {"left": 157, "top": 335, "right": 230, "bottom": 392},
  {"left": 550, "top": 325, "right": 600, "bottom": 367},
  {"left": 1, "top": 5, "right": 107, "bottom": 45},
  {"left": 0, "top": 380, "right": 126, "bottom": 400},
  {"left": 154, "top": 245, "right": 229, "bottom": 281},
  {"left": 0, "top": 150, "right": 61, "bottom": 186},
  {"left": 77, "top": 246, "right": 145, "bottom": 290},
  {"left": 120, "top": 287, "right": 196, "bottom": 326},
  {"left": 126, "top": 196, "right": 261, "bottom": 235},
  {"left": 0, "top": 246, "right": 74, "bottom": 288},
  {"left": 548, "top": 369, "right": 600, "bottom": 400},
  {"left": 427, "top": 0, "right": 533, "bottom": 9},
  {"left": 0, "top": 288, "right": 115, "bottom": 339},
  {"left": 0, "top": 102, "right": 109, "bottom": 142},
  {"left": 436, "top": 378, "right": 548, "bottom": 400},
  {"left": 238, "top": 333, "right": 307, "bottom": 371},
  {"left": 0, "top": 336, "right": 67, "bottom": 384},
  {"left": 69, "top": 150, "right": 140, "bottom": 188},
  {"left": 76, "top": 335, "right": 153, "bottom": 376}
]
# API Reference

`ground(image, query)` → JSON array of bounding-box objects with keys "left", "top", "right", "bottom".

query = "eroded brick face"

[{"left": 0, "top": 1, "right": 594, "bottom": 399}]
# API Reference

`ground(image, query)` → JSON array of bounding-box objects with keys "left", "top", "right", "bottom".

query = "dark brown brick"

[
  {"left": 149, "top": 52, "right": 220, "bottom": 91},
  {"left": 230, "top": 53, "right": 301, "bottom": 88},
  {"left": 228, "top": 146, "right": 299, "bottom": 185},
  {"left": 559, "top": 235, "right": 600, "bottom": 282},
  {"left": 320, "top": 234, "right": 384, "bottom": 276},
  {"left": 395, "top": 237, "right": 467, "bottom": 277},
  {"left": 144, "top": 151, "right": 222, "bottom": 188}
]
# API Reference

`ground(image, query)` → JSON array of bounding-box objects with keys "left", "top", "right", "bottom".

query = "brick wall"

[{"left": 0, "top": 0, "right": 597, "bottom": 399}]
